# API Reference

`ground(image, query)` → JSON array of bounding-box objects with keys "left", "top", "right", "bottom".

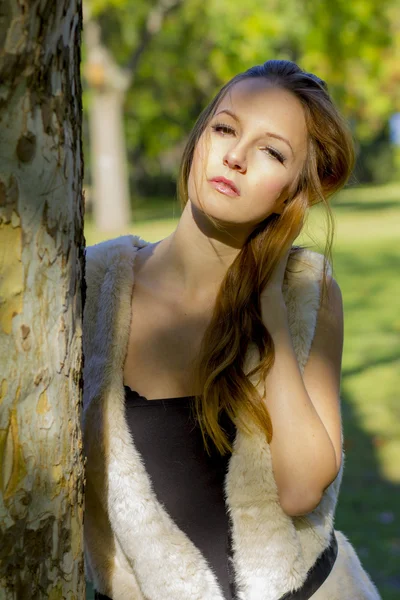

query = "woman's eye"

[
  {"left": 211, "top": 123, "right": 235, "bottom": 135},
  {"left": 211, "top": 123, "right": 286, "bottom": 165},
  {"left": 262, "top": 147, "right": 286, "bottom": 164}
]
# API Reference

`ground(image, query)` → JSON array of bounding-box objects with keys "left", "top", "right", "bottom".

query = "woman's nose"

[{"left": 223, "top": 148, "right": 247, "bottom": 172}]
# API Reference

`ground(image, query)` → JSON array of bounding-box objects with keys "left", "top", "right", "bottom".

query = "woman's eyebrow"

[{"left": 215, "top": 108, "right": 294, "bottom": 157}]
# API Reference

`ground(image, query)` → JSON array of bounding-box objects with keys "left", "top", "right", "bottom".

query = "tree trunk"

[
  {"left": 0, "top": 2, "right": 86, "bottom": 598},
  {"left": 82, "top": 0, "right": 183, "bottom": 233},
  {"left": 83, "top": 17, "right": 131, "bottom": 233},
  {"left": 88, "top": 86, "right": 131, "bottom": 233}
]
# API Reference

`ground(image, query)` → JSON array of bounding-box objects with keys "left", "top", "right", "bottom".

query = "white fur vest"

[{"left": 82, "top": 234, "right": 381, "bottom": 600}]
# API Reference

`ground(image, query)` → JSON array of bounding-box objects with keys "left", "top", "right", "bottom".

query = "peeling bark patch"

[
  {"left": 36, "top": 388, "right": 55, "bottom": 429},
  {"left": 0, "top": 180, "right": 6, "bottom": 206},
  {"left": 33, "top": 368, "right": 50, "bottom": 387},
  {"left": 50, "top": 464, "right": 64, "bottom": 500},
  {"left": 16, "top": 131, "right": 36, "bottom": 162},
  {"left": 21, "top": 326, "right": 31, "bottom": 350},
  {"left": 48, "top": 582, "right": 64, "bottom": 599},
  {"left": 37, "top": 389, "right": 50, "bottom": 415},
  {"left": 0, "top": 407, "right": 28, "bottom": 501},
  {"left": 11, "top": 209, "right": 21, "bottom": 227},
  {"left": 41, "top": 98, "right": 56, "bottom": 135},
  {"left": 5, "top": 16, "right": 27, "bottom": 55},
  {"left": 42, "top": 199, "right": 60, "bottom": 242},
  {"left": 36, "top": 390, "right": 51, "bottom": 415},
  {"left": 0, "top": 53, "right": 30, "bottom": 111},
  {"left": 0, "top": 514, "right": 59, "bottom": 595},
  {"left": 0, "top": 379, "right": 8, "bottom": 405},
  {"left": 0, "top": 2, "right": 13, "bottom": 49},
  {"left": 0, "top": 222, "right": 23, "bottom": 334},
  {"left": 20, "top": 323, "right": 30, "bottom": 339},
  {"left": 0, "top": 174, "right": 19, "bottom": 226}
]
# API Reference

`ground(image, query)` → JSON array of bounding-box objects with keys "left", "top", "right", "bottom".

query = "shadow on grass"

[
  {"left": 337, "top": 387, "right": 400, "bottom": 600},
  {"left": 332, "top": 249, "right": 399, "bottom": 315},
  {"left": 334, "top": 199, "right": 400, "bottom": 212},
  {"left": 333, "top": 183, "right": 400, "bottom": 213},
  {"left": 342, "top": 352, "right": 399, "bottom": 379},
  {"left": 332, "top": 245, "right": 400, "bottom": 599}
]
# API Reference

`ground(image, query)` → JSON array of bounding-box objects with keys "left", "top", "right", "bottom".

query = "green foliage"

[
  {"left": 354, "top": 126, "right": 398, "bottom": 185},
  {"left": 82, "top": 0, "right": 400, "bottom": 191}
]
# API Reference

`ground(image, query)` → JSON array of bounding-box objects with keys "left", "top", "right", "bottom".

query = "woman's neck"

[{"left": 140, "top": 201, "right": 249, "bottom": 305}]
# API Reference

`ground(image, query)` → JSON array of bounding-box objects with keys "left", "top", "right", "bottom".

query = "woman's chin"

[
  {"left": 189, "top": 199, "right": 260, "bottom": 244},
  {"left": 190, "top": 195, "right": 244, "bottom": 225}
]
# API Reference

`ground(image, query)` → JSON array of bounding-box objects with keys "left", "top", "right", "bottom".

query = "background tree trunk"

[
  {"left": 83, "top": 16, "right": 131, "bottom": 233},
  {"left": 82, "top": 0, "right": 183, "bottom": 233},
  {"left": 0, "top": 2, "right": 86, "bottom": 598}
]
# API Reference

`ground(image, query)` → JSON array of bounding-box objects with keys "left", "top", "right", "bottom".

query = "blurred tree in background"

[{"left": 82, "top": 0, "right": 400, "bottom": 225}]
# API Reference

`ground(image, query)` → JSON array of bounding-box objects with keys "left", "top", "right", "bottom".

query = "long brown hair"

[{"left": 177, "top": 59, "right": 355, "bottom": 455}]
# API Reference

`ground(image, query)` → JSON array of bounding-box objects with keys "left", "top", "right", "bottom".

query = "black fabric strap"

[{"left": 277, "top": 529, "right": 338, "bottom": 600}]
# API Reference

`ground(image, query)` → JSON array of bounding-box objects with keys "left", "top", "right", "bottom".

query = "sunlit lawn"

[{"left": 84, "top": 183, "right": 400, "bottom": 599}]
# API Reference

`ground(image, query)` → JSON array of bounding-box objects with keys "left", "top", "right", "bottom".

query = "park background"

[{"left": 82, "top": 0, "right": 400, "bottom": 598}]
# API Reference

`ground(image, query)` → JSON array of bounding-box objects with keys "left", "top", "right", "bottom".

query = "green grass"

[{"left": 84, "top": 182, "right": 400, "bottom": 599}]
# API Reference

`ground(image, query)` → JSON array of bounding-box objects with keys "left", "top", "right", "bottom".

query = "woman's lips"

[{"left": 209, "top": 177, "right": 240, "bottom": 197}]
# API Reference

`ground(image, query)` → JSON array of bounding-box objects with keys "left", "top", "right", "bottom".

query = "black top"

[
  {"left": 97, "top": 387, "right": 338, "bottom": 600},
  {"left": 123, "top": 384, "right": 236, "bottom": 600}
]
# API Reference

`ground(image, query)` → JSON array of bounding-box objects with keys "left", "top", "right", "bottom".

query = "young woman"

[{"left": 83, "top": 60, "right": 382, "bottom": 599}]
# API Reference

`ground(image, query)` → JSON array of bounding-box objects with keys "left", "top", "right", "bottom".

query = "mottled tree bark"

[{"left": 0, "top": 2, "right": 86, "bottom": 599}]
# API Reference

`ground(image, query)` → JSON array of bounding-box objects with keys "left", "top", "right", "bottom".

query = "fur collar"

[{"left": 82, "top": 234, "right": 379, "bottom": 600}]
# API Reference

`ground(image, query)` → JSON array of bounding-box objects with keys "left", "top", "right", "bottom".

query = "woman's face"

[{"left": 187, "top": 78, "right": 309, "bottom": 229}]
